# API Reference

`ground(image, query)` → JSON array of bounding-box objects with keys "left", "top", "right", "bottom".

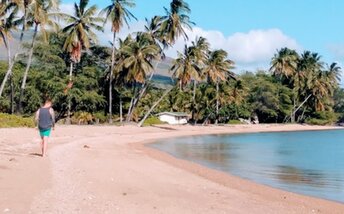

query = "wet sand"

[{"left": 0, "top": 124, "right": 343, "bottom": 213}]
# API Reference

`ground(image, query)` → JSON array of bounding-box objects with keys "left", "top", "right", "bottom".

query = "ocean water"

[{"left": 151, "top": 130, "right": 344, "bottom": 203}]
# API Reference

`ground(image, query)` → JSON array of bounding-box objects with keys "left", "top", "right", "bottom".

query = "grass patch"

[
  {"left": 227, "top": 120, "right": 244, "bottom": 125},
  {"left": 0, "top": 113, "right": 35, "bottom": 128},
  {"left": 143, "top": 116, "right": 166, "bottom": 126}
]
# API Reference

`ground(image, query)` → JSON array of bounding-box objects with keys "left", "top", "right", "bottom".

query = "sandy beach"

[{"left": 1, "top": 124, "right": 344, "bottom": 213}]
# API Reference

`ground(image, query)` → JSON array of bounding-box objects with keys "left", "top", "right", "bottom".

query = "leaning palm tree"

[
  {"left": 62, "top": 0, "right": 103, "bottom": 123},
  {"left": 18, "top": 0, "right": 59, "bottom": 113},
  {"left": 203, "top": 49, "right": 235, "bottom": 124},
  {"left": 126, "top": 16, "right": 165, "bottom": 118},
  {"left": 100, "top": 0, "right": 136, "bottom": 123},
  {"left": 138, "top": 0, "right": 195, "bottom": 126},
  {"left": 0, "top": 3, "right": 20, "bottom": 98},
  {"left": 288, "top": 51, "right": 324, "bottom": 121},
  {"left": 115, "top": 34, "right": 160, "bottom": 122}
]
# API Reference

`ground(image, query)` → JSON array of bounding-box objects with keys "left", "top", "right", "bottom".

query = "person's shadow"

[{"left": 29, "top": 153, "right": 42, "bottom": 157}]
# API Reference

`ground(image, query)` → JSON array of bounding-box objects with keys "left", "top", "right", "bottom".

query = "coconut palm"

[
  {"left": 62, "top": 0, "right": 103, "bottom": 123},
  {"left": 171, "top": 44, "right": 202, "bottom": 91},
  {"left": 138, "top": 0, "right": 195, "bottom": 126},
  {"left": 116, "top": 34, "right": 160, "bottom": 121},
  {"left": 189, "top": 36, "right": 209, "bottom": 122},
  {"left": 308, "top": 62, "right": 341, "bottom": 112},
  {"left": 160, "top": 0, "right": 194, "bottom": 45},
  {"left": 100, "top": 0, "right": 136, "bottom": 123},
  {"left": 18, "top": 0, "right": 59, "bottom": 113},
  {"left": 126, "top": 16, "right": 165, "bottom": 118},
  {"left": 270, "top": 48, "right": 299, "bottom": 80},
  {"left": 0, "top": 3, "right": 20, "bottom": 97},
  {"left": 120, "top": 34, "right": 160, "bottom": 84},
  {"left": 203, "top": 49, "right": 235, "bottom": 124}
]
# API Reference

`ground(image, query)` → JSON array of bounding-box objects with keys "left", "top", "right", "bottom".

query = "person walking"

[{"left": 35, "top": 98, "right": 55, "bottom": 157}]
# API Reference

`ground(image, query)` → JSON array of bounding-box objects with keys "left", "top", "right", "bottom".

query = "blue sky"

[{"left": 62, "top": 0, "right": 344, "bottom": 73}]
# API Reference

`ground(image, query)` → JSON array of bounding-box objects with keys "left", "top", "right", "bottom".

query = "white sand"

[{"left": 0, "top": 124, "right": 343, "bottom": 213}]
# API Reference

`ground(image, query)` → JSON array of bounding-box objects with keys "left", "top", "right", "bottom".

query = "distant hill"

[
  {"left": 0, "top": 31, "right": 34, "bottom": 61},
  {"left": 0, "top": 31, "right": 174, "bottom": 79}
]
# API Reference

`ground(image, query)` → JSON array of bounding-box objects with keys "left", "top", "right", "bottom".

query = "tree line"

[{"left": 0, "top": 0, "right": 343, "bottom": 126}]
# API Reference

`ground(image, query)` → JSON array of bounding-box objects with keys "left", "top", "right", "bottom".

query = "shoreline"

[
  {"left": 1, "top": 124, "right": 344, "bottom": 213},
  {"left": 135, "top": 124, "right": 344, "bottom": 205},
  {"left": 133, "top": 124, "right": 344, "bottom": 213}
]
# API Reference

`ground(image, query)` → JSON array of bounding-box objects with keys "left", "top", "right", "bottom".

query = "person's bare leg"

[
  {"left": 42, "top": 136, "right": 49, "bottom": 157},
  {"left": 40, "top": 136, "right": 44, "bottom": 157}
]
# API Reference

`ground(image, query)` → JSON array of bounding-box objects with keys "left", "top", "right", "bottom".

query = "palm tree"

[
  {"left": 270, "top": 48, "right": 299, "bottom": 122},
  {"left": 115, "top": 34, "right": 160, "bottom": 121},
  {"left": 171, "top": 44, "right": 202, "bottom": 91},
  {"left": 62, "top": 0, "right": 103, "bottom": 123},
  {"left": 270, "top": 48, "right": 299, "bottom": 80},
  {"left": 203, "top": 49, "right": 235, "bottom": 124},
  {"left": 308, "top": 62, "right": 340, "bottom": 112},
  {"left": 18, "top": 0, "right": 59, "bottom": 113},
  {"left": 189, "top": 36, "right": 209, "bottom": 122},
  {"left": 288, "top": 51, "right": 323, "bottom": 120},
  {"left": 0, "top": 3, "right": 20, "bottom": 98},
  {"left": 125, "top": 16, "right": 165, "bottom": 119},
  {"left": 138, "top": 0, "right": 195, "bottom": 126},
  {"left": 160, "top": 0, "right": 194, "bottom": 45},
  {"left": 100, "top": 0, "right": 136, "bottom": 123}
]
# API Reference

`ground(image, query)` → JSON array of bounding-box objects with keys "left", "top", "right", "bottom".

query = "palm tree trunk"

[
  {"left": 129, "top": 61, "right": 159, "bottom": 118},
  {"left": 109, "top": 32, "right": 116, "bottom": 124},
  {"left": 191, "top": 79, "right": 197, "bottom": 123},
  {"left": 292, "top": 94, "right": 312, "bottom": 119},
  {"left": 19, "top": 7, "right": 28, "bottom": 42},
  {"left": 127, "top": 84, "right": 137, "bottom": 122},
  {"left": 215, "top": 80, "right": 219, "bottom": 125},
  {"left": 298, "top": 107, "right": 307, "bottom": 123},
  {"left": 18, "top": 23, "right": 38, "bottom": 113},
  {"left": 66, "top": 62, "right": 73, "bottom": 124},
  {"left": 119, "top": 94, "right": 123, "bottom": 123},
  {"left": 291, "top": 96, "right": 297, "bottom": 123},
  {"left": 138, "top": 87, "right": 173, "bottom": 127},
  {"left": 0, "top": 34, "right": 13, "bottom": 97},
  {"left": 9, "top": 73, "right": 14, "bottom": 114}
]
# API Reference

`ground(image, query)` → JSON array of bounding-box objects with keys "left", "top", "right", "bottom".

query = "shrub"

[
  {"left": 305, "top": 111, "right": 337, "bottom": 126},
  {"left": 143, "top": 116, "right": 165, "bottom": 126},
  {"left": 0, "top": 113, "right": 35, "bottom": 128},
  {"left": 94, "top": 112, "right": 107, "bottom": 124},
  {"left": 305, "top": 118, "right": 331, "bottom": 126},
  {"left": 227, "top": 120, "right": 244, "bottom": 125},
  {"left": 71, "top": 111, "right": 94, "bottom": 125}
]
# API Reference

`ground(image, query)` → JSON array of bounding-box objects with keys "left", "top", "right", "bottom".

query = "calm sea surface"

[{"left": 151, "top": 130, "right": 344, "bottom": 203}]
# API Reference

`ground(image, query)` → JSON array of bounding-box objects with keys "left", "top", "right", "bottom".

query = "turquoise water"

[{"left": 151, "top": 130, "right": 344, "bottom": 203}]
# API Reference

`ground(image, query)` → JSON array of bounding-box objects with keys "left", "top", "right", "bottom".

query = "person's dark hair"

[
  {"left": 43, "top": 95, "right": 52, "bottom": 104},
  {"left": 45, "top": 98, "right": 52, "bottom": 104}
]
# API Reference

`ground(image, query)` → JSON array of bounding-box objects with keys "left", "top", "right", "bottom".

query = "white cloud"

[
  {"left": 166, "top": 28, "right": 302, "bottom": 71},
  {"left": 58, "top": 3, "right": 302, "bottom": 71},
  {"left": 327, "top": 43, "right": 344, "bottom": 61}
]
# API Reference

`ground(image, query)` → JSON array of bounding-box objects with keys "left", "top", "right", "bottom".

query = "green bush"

[
  {"left": 305, "top": 118, "right": 331, "bottom": 126},
  {"left": 0, "top": 113, "right": 35, "bottom": 128},
  {"left": 305, "top": 111, "right": 337, "bottom": 125},
  {"left": 143, "top": 116, "right": 165, "bottom": 126},
  {"left": 94, "top": 112, "right": 107, "bottom": 124},
  {"left": 71, "top": 111, "right": 94, "bottom": 125},
  {"left": 227, "top": 120, "right": 244, "bottom": 125}
]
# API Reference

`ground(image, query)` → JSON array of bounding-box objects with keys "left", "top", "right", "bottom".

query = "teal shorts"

[{"left": 39, "top": 129, "right": 51, "bottom": 137}]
